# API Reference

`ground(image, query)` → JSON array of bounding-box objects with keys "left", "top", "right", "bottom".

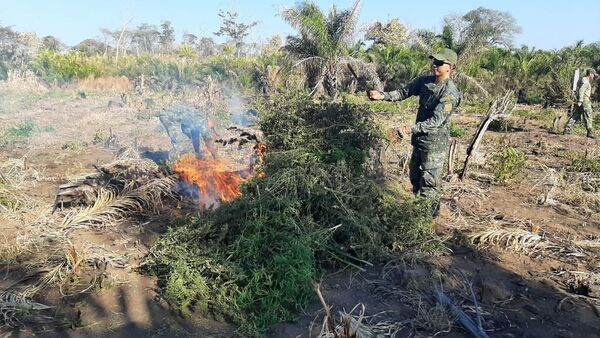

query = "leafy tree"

[
  {"left": 72, "top": 38, "right": 109, "bottom": 56},
  {"left": 131, "top": 23, "right": 160, "bottom": 54},
  {"left": 101, "top": 25, "right": 133, "bottom": 61},
  {"left": 41, "top": 35, "right": 63, "bottom": 52},
  {"left": 196, "top": 37, "right": 218, "bottom": 57},
  {"left": 214, "top": 10, "right": 258, "bottom": 56},
  {"left": 159, "top": 20, "right": 175, "bottom": 52},
  {"left": 367, "top": 44, "right": 429, "bottom": 89},
  {"left": 444, "top": 7, "right": 521, "bottom": 53},
  {"left": 182, "top": 32, "right": 198, "bottom": 47},
  {"left": 281, "top": 0, "right": 381, "bottom": 98},
  {"left": 178, "top": 44, "right": 197, "bottom": 59}
]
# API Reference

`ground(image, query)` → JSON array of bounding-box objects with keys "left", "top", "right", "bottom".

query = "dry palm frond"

[
  {"left": 317, "top": 303, "right": 408, "bottom": 338},
  {"left": 469, "top": 227, "right": 547, "bottom": 252},
  {"left": 574, "top": 239, "right": 600, "bottom": 249},
  {"left": 0, "top": 158, "right": 40, "bottom": 188},
  {"left": 454, "top": 72, "right": 490, "bottom": 98},
  {"left": 60, "top": 175, "right": 176, "bottom": 229},
  {"left": 60, "top": 188, "right": 132, "bottom": 229},
  {"left": 0, "top": 292, "right": 53, "bottom": 328}
]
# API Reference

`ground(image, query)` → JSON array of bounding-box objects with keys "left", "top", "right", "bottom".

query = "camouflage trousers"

[
  {"left": 564, "top": 103, "right": 593, "bottom": 133},
  {"left": 409, "top": 144, "right": 447, "bottom": 216}
]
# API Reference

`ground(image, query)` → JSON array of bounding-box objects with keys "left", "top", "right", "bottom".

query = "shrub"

[
  {"left": 449, "top": 121, "right": 465, "bottom": 137},
  {"left": 493, "top": 147, "right": 526, "bottom": 184},
  {"left": 29, "top": 49, "right": 110, "bottom": 84}
]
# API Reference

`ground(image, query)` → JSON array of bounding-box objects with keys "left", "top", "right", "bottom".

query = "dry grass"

[
  {"left": 0, "top": 158, "right": 46, "bottom": 222},
  {"left": 75, "top": 75, "right": 131, "bottom": 92},
  {"left": 316, "top": 303, "right": 410, "bottom": 338},
  {"left": 414, "top": 300, "right": 454, "bottom": 334},
  {"left": 0, "top": 70, "right": 48, "bottom": 92},
  {"left": 530, "top": 163, "right": 600, "bottom": 222}
]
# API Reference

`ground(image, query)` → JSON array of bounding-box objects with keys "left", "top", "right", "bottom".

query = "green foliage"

[
  {"left": 0, "top": 119, "right": 53, "bottom": 145},
  {"left": 29, "top": 49, "right": 110, "bottom": 83},
  {"left": 512, "top": 108, "right": 556, "bottom": 125},
  {"left": 379, "top": 193, "right": 437, "bottom": 251},
  {"left": 449, "top": 121, "right": 466, "bottom": 137},
  {"left": 571, "top": 154, "right": 600, "bottom": 177},
  {"left": 594, "top": 113, "right": 600, "bottom": 130},
  {"left": 367, "top": 44, "right": 429, "bottom": 89},
  {"left": 492, "top": 146, "right": 526, "bottom": 184},
  {"left": 142, "top": 93, "right": 437, "bottom": 336}
]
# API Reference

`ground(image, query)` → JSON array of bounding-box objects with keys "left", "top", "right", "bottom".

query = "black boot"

[
  {"left": 563, "top": 129, "right": 571, "bottom": 135},
  {"left": 587, "top": 131, "right": 596, "bottom": 139}
]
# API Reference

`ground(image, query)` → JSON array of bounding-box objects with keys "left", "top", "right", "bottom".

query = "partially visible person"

[
  {"left": 563, "top": 68, "right": 597, "bottom": 139},
  {"left": 367, "top": 48, "right": 460, "bottom": 217},
  {"left": 159, "top": 105, "right": 219, "bottom": 160}
]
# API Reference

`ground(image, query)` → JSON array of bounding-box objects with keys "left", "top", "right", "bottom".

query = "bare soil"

[{"left": 2, "top": 90, "right": 600, "bottom": 337}]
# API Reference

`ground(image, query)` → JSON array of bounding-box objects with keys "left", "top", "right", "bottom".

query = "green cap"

[
  {"left": 430, "top": 48, "right": 458, "bottom": 65},
  {"left": 587, "top": 68, "right": 598, "bottom": 76}
]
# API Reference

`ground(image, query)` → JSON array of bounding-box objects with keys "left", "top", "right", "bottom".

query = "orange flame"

[
  {"left": 173, "top": 154, "right": 244, "bottom": 206},
  {"left": 173, "top": 141, "right": 267, "bottom": 209}
]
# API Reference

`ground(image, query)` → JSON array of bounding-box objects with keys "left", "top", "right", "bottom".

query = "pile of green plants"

[{"left": 141, "top": 93, "right": 436, "bottom": 336}]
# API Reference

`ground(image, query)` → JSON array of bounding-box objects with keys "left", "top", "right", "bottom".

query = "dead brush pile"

[
  {"left": 56, "top": 157, "right": 177, "bottom": 230},
  {"left": 141, "top": 93, "right": 439, "bottom": 337}
]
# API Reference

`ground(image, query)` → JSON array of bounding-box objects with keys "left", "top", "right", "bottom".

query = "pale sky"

[{"left": 1, "top": 0, "right": 599, "bottom": 50}]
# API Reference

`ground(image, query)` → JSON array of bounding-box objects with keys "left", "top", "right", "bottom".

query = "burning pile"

[
  {"left": 172, "top": 140, "right": 266, "bottom": 209},
  {"left": 173, "top": 154, "right": 247, "bottom": 207}
]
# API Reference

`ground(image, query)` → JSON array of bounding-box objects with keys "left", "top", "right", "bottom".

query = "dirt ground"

[{"left": 1, "top": 87, "right": 600, "bottom": 337}]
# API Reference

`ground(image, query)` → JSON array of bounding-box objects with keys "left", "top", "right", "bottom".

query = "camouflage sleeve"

[
  {"left": 412, "top": 93, "right": 459, "bottom": 134},
  {"left": 577, "top": 79, "right": 590, "bottom": 103},
  {"left": 383, "top": 77, "right": 421, "bottom": 101}
]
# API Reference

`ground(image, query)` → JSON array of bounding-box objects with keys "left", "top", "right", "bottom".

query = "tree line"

[{"left": 1, "top": 1, "right": 598, "bottom": 105}]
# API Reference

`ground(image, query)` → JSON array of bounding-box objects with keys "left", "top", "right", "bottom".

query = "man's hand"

[{"left": 367, "top": 90, "right": 385, "bottom": 101}]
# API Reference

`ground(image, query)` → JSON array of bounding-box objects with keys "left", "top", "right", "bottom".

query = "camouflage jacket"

[
  {"left": 383, "top": 75, "right": 460, "bottom": 149},
  {"left": 577, "top": 76, "right": 592, "bottom": 106}
]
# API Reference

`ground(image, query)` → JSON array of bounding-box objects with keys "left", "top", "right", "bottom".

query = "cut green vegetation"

[{"left": 141, "top": 93, "right": 438, "bottom": 336}]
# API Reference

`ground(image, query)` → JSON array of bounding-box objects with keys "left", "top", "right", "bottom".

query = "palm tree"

[
  {"left": 367, "top": 44, "right": 429, "bottom": 89},
  {"left": 281, "top": 0, "right": 381, "bottom": 98}
]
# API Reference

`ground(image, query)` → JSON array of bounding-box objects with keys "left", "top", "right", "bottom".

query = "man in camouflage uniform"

[
  {"left": 367, "top": 48, "right": 460, "bottom": 217},
  {"left": 563, "top": 68, "right": 597, "bottom": 139},
  {"left": 159, "top": 105, "right": 218, "bottom": 160}
]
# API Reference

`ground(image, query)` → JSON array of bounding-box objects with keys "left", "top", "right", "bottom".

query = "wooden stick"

[
  {"left": 460, "top": 91, "right": 515, "bottom": 180},
  {"left": 314, "top": 282, "right": 336, "bottom": 333},
  {"left": 447, "top": 139, "right": 457, "bottom": 176}
]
